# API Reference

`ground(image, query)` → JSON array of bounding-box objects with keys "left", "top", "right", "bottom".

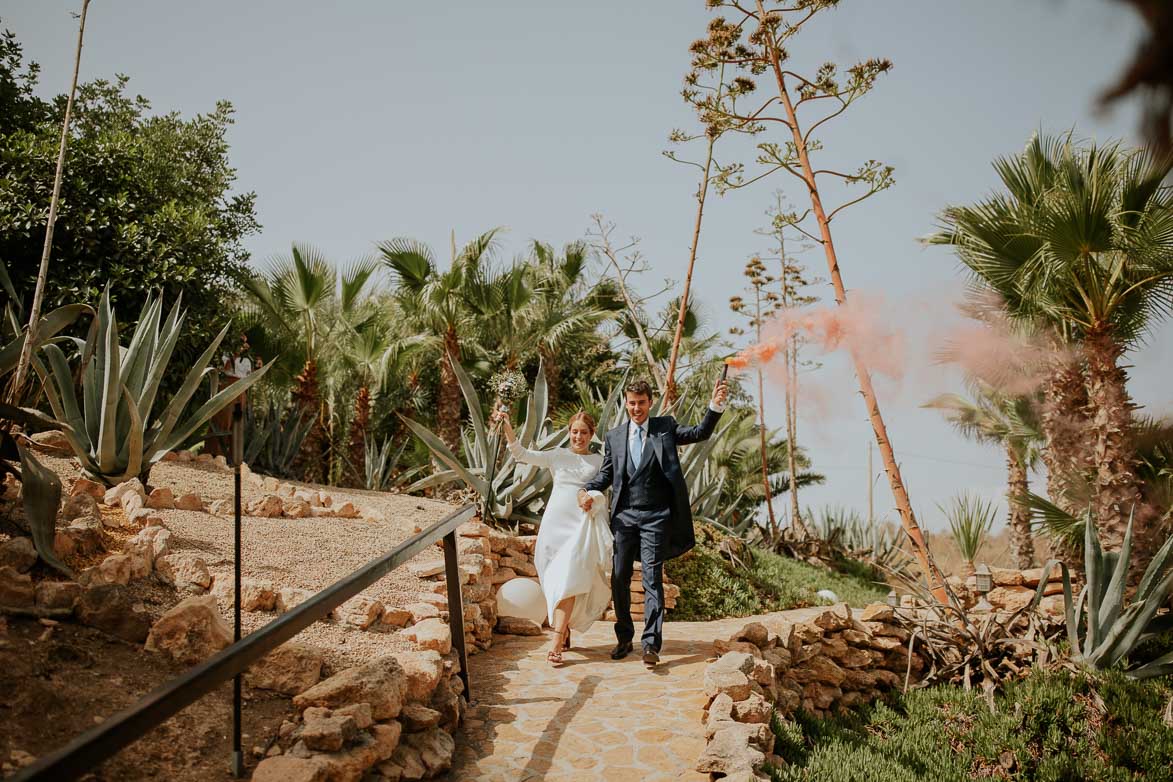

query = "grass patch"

[
  {"left": 769, "top": 669, "right": 1173, "bottom": 782},
  {"left": 665, "top": 536, "right": 889, "bottom": 621}
]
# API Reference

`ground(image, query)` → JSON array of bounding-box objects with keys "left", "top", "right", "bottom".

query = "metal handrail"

[{"left": 16, "top": 502, "right": 476, "bottom": 781}]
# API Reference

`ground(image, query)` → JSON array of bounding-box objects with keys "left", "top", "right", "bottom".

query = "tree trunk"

[
  {"left": 785, "top": 335, "right": 807, "bottom": 539},
  {"left": 1006, "top": 443, "right": 1035, "bottom": 569},
  {"left": 291, "top": 358, "right": 324, "bottom": 484},
  {"left": 539, "top": 344, "right": 561, "bottom": 412},
  {"left": 755, "top": 2, "right": 951, "bottom": 603},
  {"left": 437, "top": 328, "right": 463, "bottom": 453},
  {"left": 347, "top": 385, "right": 371, "bottom": 488},
  {"left": 757, "top": 367, "right": 778, "bottom": 540},
  {"left": 1039, "top": 358, "right": 1091, "bottom": 567},
  {"left": 1083, "top": 328, "right": 1147, "bottom": 565},
  {"left": 8, "top": 0, "right": 91, "bottom": 404}
]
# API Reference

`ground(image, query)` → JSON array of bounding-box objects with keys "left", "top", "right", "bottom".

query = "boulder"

[
  {"left": 146, "top": 487, "right": 175, "bottom": 510},
  {"left": 408, "top": 559, "right": 446, "bottom": 579},
  {"left": 0, "top": 537, "right": 37, "bottom": 573},
  {"left": 858, "top": 603, "right": 894, "bottom": 623},
  {"left": 991, "top": 567, "right": 1024, "bottom": 587},
  {"left": 986, "top": 586, "right": 1035, "bottom": 613},
  {"left": 174, "top": 492, "right": 205, "bottom": 511},
  {"left": 35, "top": 580, "right": 82, "bottom": 611},
  {"left": 402, "top": 727, "right": 454, "bottom": 776},
  {"left": 313, "top": 722, "right": 401, "bottom": 782},
  {"left": 390, "top": 650, "right": 444, "bottom": 702},
  {"left": 300, "top": 708, "right": 358, "bottom": 752},
  {"left": 339, "top": 596, "right": 384, "bottom": 629},
  {"left": 495, "top": 616, "right": 542, "bottom": 636},
  {"left": 380, "top": 606, "right": 413, "bottom": 629},
  {"left": 127, "top": 527, "right": 172, "bottom": 565},
  {"left": 334, "top": 703, "right": 373, "bottom": 730},
  {"left": 714, "top": 639, "right": 764, "bottom": 658},
  {"left": 277, "top": 587, "right": 314, "bottom": 613},
  {"left": 76, "top": 585, "right": 151, "bottom": 642},
  {"left": 732, "top": 621, "right": 771, "bottom": 649},
  {"left": 704, "top": 651, "right": 757, "bottom": 701},
  {"left": 283, "top": 498, "right": 312, "bottom": 519},
  {"left": 812, "top": 607, "right": 852, "bottom": 632},
  {"left": 247, "top": 642, "right": 325, "bottom": 695},
  {"left": 69, "top": 477, "right": 105, "bottom": 499},
  {"left": 293, "top": 656, "right": 407, "bottom": 720},
  {"left": 399, "top": 703, "right": 442, "bottom": 733},
  {"left": 30, "top": 429, "right": 72, "bottom": 455},
  {"left": 53, "top": 521, "right": 104, "bottom": 560},
  {"left": 61, "top": 493, "right": 101, "bottom": 523},
  {"left": 249, "top": 495, "right": 285, "bottom": 518},
  {"left": 95, "top": 554, "right": 134, "bottom": 586},
  {"left": 241, "top": 579, "right": 278, "bottom": 612},
  {"left": 732, "top": 691, "right": 773, "bottom": 724},
  {"left": 145, "top": 595, "right": 232, "bottom": 665},
  {"left": 155, "top": 554, "right": 212, "bottom": 592},
  {"left": 0, "top": 566, "right": 35, "bottom": 609},
  {"left": 696, "top": 723, "right": 773, "bottom": 775},
  {"left": 402, "top": 618, "right": 451, "bottom": 654},
  {"left": 251, "top": 756, "right": 328, "bottom": 782}
]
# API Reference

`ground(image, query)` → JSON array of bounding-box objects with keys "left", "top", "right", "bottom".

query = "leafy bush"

[
  {"left": 769, "top": 669, "right": 1173, "bottom": 782},
  {"left": 665, "top": 530, "right": 889, "bottom": 621}
]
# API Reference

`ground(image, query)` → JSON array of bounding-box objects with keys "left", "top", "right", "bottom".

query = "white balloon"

[{"left": 495, "top": 578, "right": 547, "bottom": 624}]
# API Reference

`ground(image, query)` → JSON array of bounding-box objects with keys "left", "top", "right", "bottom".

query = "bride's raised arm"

[{"left": 499, "top": 414, "right": 556, "bottom": 468}]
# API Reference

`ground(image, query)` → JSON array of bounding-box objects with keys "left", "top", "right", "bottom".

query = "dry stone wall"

[{"left": 696, "top": 603, "right": 924, "bottom": 780}]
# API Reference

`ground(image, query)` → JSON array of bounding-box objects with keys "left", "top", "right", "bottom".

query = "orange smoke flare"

[{"left": 726, "top": 340, "right": 782, "bottom": 370}]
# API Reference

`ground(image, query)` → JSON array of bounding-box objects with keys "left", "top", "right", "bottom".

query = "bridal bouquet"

[{"left": 489, "top": 369, "right": 527, "bottom": 424}]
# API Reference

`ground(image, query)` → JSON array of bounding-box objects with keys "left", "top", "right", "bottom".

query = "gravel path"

[{"left": 44, "top": 454, "right": 460, "bottom": 671}]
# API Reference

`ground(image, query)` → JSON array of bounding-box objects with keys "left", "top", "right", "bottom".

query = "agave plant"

[
  {"left": 243, "top": 401, "right": 314, "bottom": 480},
  {"left": 940, "top": 493, "right": 997, "bottom": 578},
  {"left": 403, "top": 360, "right": 568, "bottom": 525},
  {"left": 37, "top": 288, "right": 271, "bottom": 486},
  {"left": 1053, "top": 511, "right": 1173, "bottom": 679},
  {"left": 364, "top": 435, "right": 419, "bottom": 492}
]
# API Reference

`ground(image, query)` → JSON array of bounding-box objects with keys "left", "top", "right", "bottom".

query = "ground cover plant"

[{"left": 769, "top": 669, "right": 1173, "bottom": 782}]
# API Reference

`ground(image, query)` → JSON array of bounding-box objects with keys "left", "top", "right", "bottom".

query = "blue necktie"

[{"left": 631, "top": 424, "right": 645, "bottom": 467}]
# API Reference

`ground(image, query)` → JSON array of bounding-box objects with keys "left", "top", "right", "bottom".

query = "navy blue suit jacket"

[{"left": 582, "top": 408, "right": 722, "bottom": 560}]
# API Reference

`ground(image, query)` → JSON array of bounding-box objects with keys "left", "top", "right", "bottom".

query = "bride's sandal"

[{"left": 547, "top": 626, "right": 568, "bottom": 665}]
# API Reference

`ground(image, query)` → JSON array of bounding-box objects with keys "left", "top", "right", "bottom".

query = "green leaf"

[{"left": 15, "top": 441, "right": 73, "bottom": 578}]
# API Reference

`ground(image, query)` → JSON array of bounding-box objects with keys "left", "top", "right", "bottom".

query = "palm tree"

[
  {"left": 378, "top": 230, "right": 500, "bottom": 452},
  {"left": 925, "top": 386, "right": 1043, "bottom": 568},
  {"left": 931, "top": 133, "right": 1173, "bottom": 564},
  {"left": 243, "top": 247, "right": 378, "bottom": 483},
  {"left": 340, "top": 316, "right": 392, "bottom": 487}
]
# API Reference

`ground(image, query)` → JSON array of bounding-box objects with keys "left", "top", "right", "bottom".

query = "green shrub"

[
  {"left": 770, "top": 669, "right": 1173, "bottom": 782},
  {"left": 665, "top": 539, "right": 889, "bottom": 621}
]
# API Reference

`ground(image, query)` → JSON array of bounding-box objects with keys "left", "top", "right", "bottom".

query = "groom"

[{"left": 579, "top": 377, "right": 727, "bottom": 668}]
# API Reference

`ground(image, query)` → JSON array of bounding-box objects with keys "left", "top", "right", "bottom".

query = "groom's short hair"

[{"left": 625, "top": 379, "right": 654, "bottom": 400}]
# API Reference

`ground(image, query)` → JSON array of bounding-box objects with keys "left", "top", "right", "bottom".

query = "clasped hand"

[{"left": 577, "top": 490, "right": 593, "bottom": 512}]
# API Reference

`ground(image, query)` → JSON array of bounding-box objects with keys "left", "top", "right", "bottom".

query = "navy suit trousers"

[{"left": 611, "top": 506, "right": 671, "bottom": 651}]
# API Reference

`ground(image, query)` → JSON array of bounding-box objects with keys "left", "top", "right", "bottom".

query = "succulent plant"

[{"left": 37, "top": 288, "right": 271, "bottom": 486}]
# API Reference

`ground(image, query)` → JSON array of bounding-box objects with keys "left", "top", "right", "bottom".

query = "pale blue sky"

[{"left": 9, "top": 1, "right": 1170, "bottom": 532}]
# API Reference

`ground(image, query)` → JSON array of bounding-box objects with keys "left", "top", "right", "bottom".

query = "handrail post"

[
  {"left": 230, "top": 397, "right": 244, "bottom": 778},
  {"left": 442, "top": 531, "right": 470, "bottom": 701}
]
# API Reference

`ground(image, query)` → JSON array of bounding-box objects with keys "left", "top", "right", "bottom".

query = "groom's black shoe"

[
  {"left": 610, "top": 641, "right": 633, "bottom": 660},
  {"left": 642, "top": 645, "right": 660, "bottom": 668}
]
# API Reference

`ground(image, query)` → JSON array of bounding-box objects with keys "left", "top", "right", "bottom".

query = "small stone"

[
  {"left": 249, "top": 495, "right": 285, "bottom": 518},
  {"left": 292, "top": 656, "right": 406, "bottom": 719},
  {"left": 732, "top": 621, "right": 770, "bottom": 649},
  {"left": 340, "top": 596, "right": 384, "bottom": 629},
  {"left": 300, "top": 711, "right": 358, "bottom": 752},
  {"left": 283, "top": 498, "right": 312, "bottom": 519},
  {"left": 402, "top": 727, "right": 454, "bottom": 776},
  {"left": 155, "top": 554, "right": 212, "bottom": 592},
  {"left": 146, "top": 487, "right": 175, "bottom": 510},
  {"left": 704, "top": 652, "right": 757, "bottom": 701},
  {"left": 405, "top": 603, "right": 440, "bottom": 624},
  {"left": 399, "top": 703, "right": 442, "bottom": 733},
  {"left": 35, "top": 580, "right": 82, "bottom": 611},
  {"left": 251, "top": 756, "right": 328, "bottom": 782},
  {"left": 121, "top": 492, "right": 144, "bottom": 516},
  {"left": 127, "top": 527, "right": 172, "bottom": 565},
  {"left": 241, "top": 579, "right": 277, "bottom": 612},
  {"left": 334, "top": 501, "right": 360, "bottom": 519},
  {"left": 146, "top": 595, "right": 232, "bottom": 665},
  {"left": 69, "top": 478, "right": 105, "bottom": 499},
  {"left": 381, "top": 606, "right": 413, "bottom": 628},
  {"left": 76, "top": 585, "right": 151, "bottom": 642},
  {"left": 0, "top": 566, "right": 36, "bottom": 608},
  {"left": 174, "top": 492, "right": 204, "bottom": 511},
  {"left": 61, "top": 493, "right": 101, "bottom": 523},
  {"left": 0, "top": 537, "right": 37, "bottom": 573},
  {"left": 209, "top": 499, "right": 233, "bottom": 517},
  {"left": 402, "top": 618, "right": 451, "bottom": 654},
  {"left": 8, "top": 749, "right": 36, "bottom": 768},
  {"left": 96, "top": 554, "right": 134, "bottom": 586},
  {"left": 333, "top": 702, "right": 373, "bottom": 730},
  {"left": 695, "top": 723, "right": 772, "bottom": 775},
  {"left": 858, "top": 603, "right": 895, "bottom": 623},
  {"left": 390, "top": 650, "right": 444, "bottom": 702},
  {"left": 31, "top": 429, "right": 72, "bottom": 455},
  {"left": 495, "top": 616, "right": 542, "bottom": 636},
  {"left": 276, "top": 587, "right": 314, "bottom": 613},
  {"left": 247, "top": 642, "right": 325, "bottom": 696}
]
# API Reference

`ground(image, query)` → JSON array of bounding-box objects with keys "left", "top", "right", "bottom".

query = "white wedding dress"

[{"left": 508, "top": 442, "right": 613, "bottom": 631}]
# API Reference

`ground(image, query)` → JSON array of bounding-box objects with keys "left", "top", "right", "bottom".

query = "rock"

[
  {"left": 1021, "top": 564, "right": 1062, "bottom": 587},
  {"left": 986, "top": 586, "right": 1035, "bottom": 613},
  {"left": 69, "top": 477, "right": 105, "bottom": 499},
  {"left": 314, "top": 722, "right": 401, "bottom": 782},
  {"left": 104, "top": 478, "right": 144, "bottom": 507},
  {"left": 293, "top": 656, "right": 407, "bottom": 720},
  {"left": 155, "top": 554, "right": 212, "bottom": 592},
  {"left": 174, "top": 492, "right": 204, "bottom": 511},
  {"left": 399, "top": 703, "right": 442, "bottom": 733},
  {"left": 209, "top": 499, "right": 233, "bottom": 517},
  {"left": 495, "top": 616, "right": 542, "bottom": 635},
  {"left": 696, "top": 723, "right": 773, "bottom": 775},
  {"left": 76, "top": 585, "right": 151, "bottom": 642},
  {"left": 249, "top": 495, "right": 285, "bottom": 518},
  {"left": 128, "top": 508, "right": 164, "bottom": 527},
  {"left": 247, "top": 642, "right": 325, "bottom": 695},
  {"left": 0, "top": 566, "right": 35, "bottom": 609},
  {"left": 127, "top": 527, "right": 172, "bottom": 565},
  {"left": 31, "top": 429, "right": 72, "bottom": 455},
  {"left": 61, "top": 493, "right": 101, "bottom": 523},
  {"left": 334, "top": 501, "right": 360, "bottom": 519},
  {"left": 380, "top": 606, "right": 413, "bottom": 628},
  {"left": 334, "top": 703, "right": 374, "bottom": 730},
  {"left": 146, "top": 595, "right": 232, "bottom": 665},
  {"left": 704, "top": 652, "right": 756, "bottom": 701},
  {"left": 402, "top": 618, "right": 451, "bottom": 654},
  {"left": 277, "top": 587, "right": 314, "bottom": 613},
  {"left": 0, "top": 537, "right": 37, "bottom": 573},
  {"left": 408, "top": 559, "right": 446, "bottom": 579},
  {"left": 96, "top": 554, "right": 134, "bottom": 586},
  {"left": 146, "top": 487, "right": 175, "bottom": 510},
  {"left": 859, "top": 603, "right": 895, "bottom": 623},
  {"left": 812, "top": 607, "right": 852, "bottom": 632},
  {"left": 241, "top": 579, "right": 278, "bottom": 612},
  {"left": 252, "top": 756, "right": 328, "bottom": 782},
  {"left": 732, "top": 621, "right": 770, "bottom": 649},
  {"left": 991, "top": 567, "right": 1024, "bottom": 587},
  {"left": 791, "top": 655, "right": 846, "bottom": 687},
  {"left": 385, "top": 745, "right": 426, "bottom": 781},
  {"left": 490, "top": 567, "right": 517, "bottom": 585},
  {"left": 340, "top": 596, "right": 384, "bottom": 629},
  {"left": 301, "top": 708, "right": 358, "bottom": 752},
  {"left": 35, "top": 580, "right": 82, "bottom": 611},
  {"left": 390, "top": 650, "right": 444, "bottom": 702},
  {"left": 714, "top": 639, "right": 763, "bottom": 658},
  {"left": 402, "top": 727, "right": 454, "bottom": 776},
  {"left": 283, "top": 498, "right": 312, "bottom": 519},
  {"left": 732, "top": 691, "right": 773, "bottom": 724}
]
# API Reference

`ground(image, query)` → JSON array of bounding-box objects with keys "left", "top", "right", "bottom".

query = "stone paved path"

[{"left": 449, "top": 607, "right": 825, "bottom": 782}]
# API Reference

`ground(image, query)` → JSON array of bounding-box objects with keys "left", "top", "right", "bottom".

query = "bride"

[{"left": 496, "top": 410, "right": 612, "bottom": 665}]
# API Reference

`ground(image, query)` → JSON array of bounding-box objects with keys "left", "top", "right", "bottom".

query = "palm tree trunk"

[
  {"left": 755, "top": 2, "right": 951, "bottom": 603},
  {"left": 1006, "top": 443, "right": 1036, "bottom": 568},
  {"left": 291, "top": 358, "right": 324, "bottom": 484},
  {"left": 757, "top": 367, "right": 778, "bottom": 539},
  {"left": 347, "top": 385, "right": 371, "bottom": 488},
  {"left": 785, "top": 335, "right": 807, "bottom": 539},
  {"left": 438, "top": 328, "right": 463, "bottom": 453},
  {"left": 1039, "top": 358, "right": 1090, "bottom": 566},
  {"left": 1084, "top": 328, "right": 1146, "bottom": 559},
  {"left": 539, "top": 344, "right": 561, "bottom": 412},
  {"left": 8, "top": 0, "right": 90, "bottom": 404}
]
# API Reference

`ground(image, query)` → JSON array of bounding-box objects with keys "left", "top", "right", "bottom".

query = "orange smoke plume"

[{"left": 726, "top": 340, "right": 782, "bottom": 371}]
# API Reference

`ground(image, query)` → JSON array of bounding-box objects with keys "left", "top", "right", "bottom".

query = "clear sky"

[{"left": 8, "top": 1, "right": 1170, "bottom": 532}]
